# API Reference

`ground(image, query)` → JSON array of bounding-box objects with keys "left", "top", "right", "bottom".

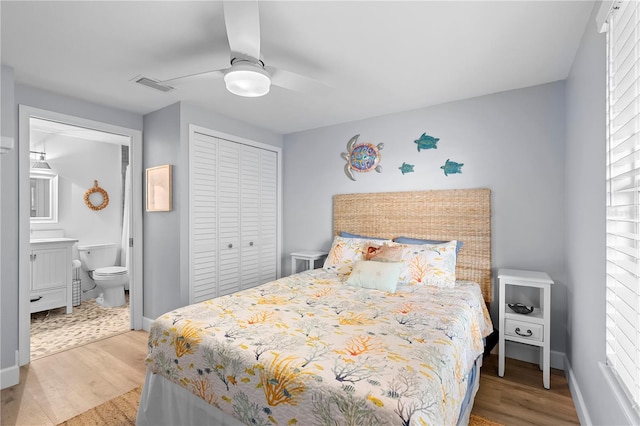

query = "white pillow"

[{"left": 346, "top": 261, "right": 402, "bottom": 293}]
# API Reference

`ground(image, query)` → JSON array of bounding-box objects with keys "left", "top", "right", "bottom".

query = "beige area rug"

[
  {"left": 30, "top": 295, "right": 130, "bottom": 360},
  {"left": 469, "top": 413, "right": 504, "bottom": 426},
  {"left": 57, "top": 386, "right": 141, "bottom": 426},
  {"left": 57, "top": 385, "right": 504, "bottom": 426}
]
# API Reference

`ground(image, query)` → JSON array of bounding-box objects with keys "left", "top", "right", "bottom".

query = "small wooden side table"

[{"left": 290, "top": 250, "right": 328, "bottom": 274}]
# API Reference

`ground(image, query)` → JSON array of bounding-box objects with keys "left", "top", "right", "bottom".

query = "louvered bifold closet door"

[
  {"left": 259, "top": 149, "right": 278, "bottom": 283},
  {"left": 190, "top": 133, "right": 219, "bottom": 303},
  {"left": 240, "top": 145, "right": 260, "bottom": 290},
  {"left": 190, "top": 130, "right": 279, "bottom": 304},
  {"left": 218, "top": 140, "right": 241, "bottom": 297}
]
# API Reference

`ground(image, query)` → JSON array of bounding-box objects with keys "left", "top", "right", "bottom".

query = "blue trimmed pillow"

[
  {"left": 393, "top": 236, "right": 463, "bottom": 254},
  {"left": 340, "top": 231, "right": 388, "bottom": 241},
  {"left": 345, "top": 261, "right": 402, "bottom": 293}
]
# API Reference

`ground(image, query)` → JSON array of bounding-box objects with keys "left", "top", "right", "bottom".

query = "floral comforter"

[{"left": 146, "top": 269, "right": 493, "bottom": 425}]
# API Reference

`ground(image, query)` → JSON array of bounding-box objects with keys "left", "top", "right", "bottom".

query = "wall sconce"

[{"left": 30, "top": 150, "right": 51, "bottom": 170}]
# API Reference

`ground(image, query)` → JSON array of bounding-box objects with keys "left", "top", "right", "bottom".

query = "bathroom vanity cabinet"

[{"left": 30, "top": 238, "right": 78, "bottom": 314}]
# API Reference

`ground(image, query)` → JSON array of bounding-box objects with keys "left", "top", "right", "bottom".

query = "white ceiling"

[{"left": 2, "top": 1, "right": 595, "bottom": 135}]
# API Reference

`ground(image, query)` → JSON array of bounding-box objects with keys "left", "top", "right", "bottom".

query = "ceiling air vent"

[{"left": 133, "top": 76, "right": 174, "bottom": 93}]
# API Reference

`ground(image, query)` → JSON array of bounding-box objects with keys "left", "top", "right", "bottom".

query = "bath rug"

[{"left": 31, "top": 295, "right": 129, "bottom": 359}]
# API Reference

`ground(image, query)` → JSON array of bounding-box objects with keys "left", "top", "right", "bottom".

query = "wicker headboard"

[{"left": 333, "top": 188, "right": 492, "bottom": 303}]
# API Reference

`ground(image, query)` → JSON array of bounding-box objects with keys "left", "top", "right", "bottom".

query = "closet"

[{"left": 189, "top": 129, "right": 279, "bottom": 303}]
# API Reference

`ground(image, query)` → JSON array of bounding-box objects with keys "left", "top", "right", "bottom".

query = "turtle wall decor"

[
  {"left": 341, "top": 134, "right": 384, "bottom": 181},
  {"left": 398, "top": 162, "right": 414, "bottom": 175},
  {"left": 441, "top": 159, "right": 464, "bottom": 176},
  {"left": 414, "top": 133, "right": 439, "bottom": 151}
]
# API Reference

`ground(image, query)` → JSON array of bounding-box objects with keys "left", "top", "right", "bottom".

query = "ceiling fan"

[{"left": 141, "top": 1, "right": 329, "bottom": 98}]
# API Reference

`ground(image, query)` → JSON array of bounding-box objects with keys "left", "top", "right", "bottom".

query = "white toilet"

[{"left": 78, "top": 243, "right": 128, "bottom": 307}]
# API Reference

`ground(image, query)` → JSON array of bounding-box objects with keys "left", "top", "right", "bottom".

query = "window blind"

[{"left": 606, "top": 0, "right": 640, "bottom": 411}]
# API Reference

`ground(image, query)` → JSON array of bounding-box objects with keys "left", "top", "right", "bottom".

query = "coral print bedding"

[{"left": 145, "top": 269, "right": 493, "bottom": 425}]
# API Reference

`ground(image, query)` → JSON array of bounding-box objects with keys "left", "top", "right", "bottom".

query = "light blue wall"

[
  {"left": 565, "top": 3, "right": 627, "bottom": 424},
  {"left": 283, "top": 81, "right": 567, "bottom": 357},
  {"left": 142, "top": 103, "right": 181, "bottom": 320}
]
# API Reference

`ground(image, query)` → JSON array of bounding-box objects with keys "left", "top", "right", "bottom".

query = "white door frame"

[{"left": 18, "top": 105, "right": 143, "bottom": 366}]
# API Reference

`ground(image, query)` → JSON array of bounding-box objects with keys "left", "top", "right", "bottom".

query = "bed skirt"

[{"left": 136, "top": 355, "right": 483, "bottom": 426}]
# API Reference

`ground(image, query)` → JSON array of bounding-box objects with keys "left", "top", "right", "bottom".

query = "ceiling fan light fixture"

[{"left": 224, "top": 60, "right": 271, "bottom": 97}]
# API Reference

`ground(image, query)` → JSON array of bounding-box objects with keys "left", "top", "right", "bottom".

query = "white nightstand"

[
  {"left": 498, "top": 268, "right": 553, "bottom": 389},
  {"left": 290, "top": 250, "right": 328, "bottom": 274}
]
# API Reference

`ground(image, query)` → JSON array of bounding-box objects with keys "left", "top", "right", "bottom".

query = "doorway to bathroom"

[{"left": 17, "top": 106, "right": 143, "bottom": 365}]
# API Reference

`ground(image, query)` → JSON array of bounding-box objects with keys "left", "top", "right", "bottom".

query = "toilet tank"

[{"left": 77, "top": 243, "right": 117, "bottom": 271}]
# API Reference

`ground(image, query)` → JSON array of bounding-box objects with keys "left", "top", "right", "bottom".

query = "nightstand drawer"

[{"left": 505, "top": 319, "right": 543, "bottom": 342}]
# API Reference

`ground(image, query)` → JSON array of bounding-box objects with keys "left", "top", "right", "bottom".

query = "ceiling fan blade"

[
  {"left": 266, "top": 66, "right": 331, "bottom": 96},
  {"left": 159, "top": 69, "right": 225, "bottom": 85},
  {"left": 223, "top": 0, "right": 261, "bottom": 60}
]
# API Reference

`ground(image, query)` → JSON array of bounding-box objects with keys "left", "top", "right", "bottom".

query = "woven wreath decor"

[{"left": 84, "top": 180, "right": 109, "bottom": 211}]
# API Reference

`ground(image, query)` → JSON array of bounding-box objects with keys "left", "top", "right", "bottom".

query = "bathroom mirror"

[{"left": 30, "top": 170, "right": 58, "bottom": 223}]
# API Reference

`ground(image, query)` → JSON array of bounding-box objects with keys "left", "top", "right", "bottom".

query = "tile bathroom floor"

[{"left": 30, "top": 292, "right": 130, "bottom": 360}]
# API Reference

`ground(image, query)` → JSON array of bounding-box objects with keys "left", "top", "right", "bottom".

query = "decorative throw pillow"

[
  {"left": 393, "top": 236, "right": 464, "bottom": 254},
  {"left": 346, "top": 261, "right": 402, "bottom": 293},
  {"left": 396, "top": 240, "right": 458, "bottom": 287},
  {"left": 323, "top": 236, "right": 390, "bottom": 275},
  {"left": 365, "top": 243, "right": 404, "bottom": 262}
]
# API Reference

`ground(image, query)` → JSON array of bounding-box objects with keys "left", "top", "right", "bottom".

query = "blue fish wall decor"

[
  {"left": 441, "top": 159, "right": 463, "bottom": 176},
  {"left": 398, "top": 162, "right": 415, "bottom": 175},
  {"left": 414, "top": 133, "right": 439, "bottom": 151}
]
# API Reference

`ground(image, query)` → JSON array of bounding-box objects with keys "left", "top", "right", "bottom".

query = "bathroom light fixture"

[
  {"left": 30, "top": 150, "right": 51, "bottom": 169},
  {"left": 223, "top": 58, "right": 271, "bottom": 97}
]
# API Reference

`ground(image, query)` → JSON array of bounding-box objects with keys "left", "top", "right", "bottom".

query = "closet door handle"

[{"left": 249, "top": 241, "right": 254, "bottom": 246}]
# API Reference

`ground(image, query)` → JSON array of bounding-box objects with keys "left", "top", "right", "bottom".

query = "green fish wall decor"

[
  {"left": 441, "top": 159, "right": 464, "bottom": 176},
  {"left": 398, "top": 162, "right": 414, "bottom": 175},
  {"left": 414, "top": 133, "right": 439, "bottom": 151}
]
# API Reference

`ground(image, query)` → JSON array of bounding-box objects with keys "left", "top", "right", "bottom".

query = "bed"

[{"left": 137, "top": 188, "right": 493, "bottom": 426}]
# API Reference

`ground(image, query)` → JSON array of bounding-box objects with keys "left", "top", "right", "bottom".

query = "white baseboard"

[
  {"left": 142, "top": 316, "right": 153, "bottom": 332},
  {"left": 565, "top": 355, "right": 592, "bottom": 425},
  {"left": 0, "top": 350, "right": 20, "bottom": 390}
]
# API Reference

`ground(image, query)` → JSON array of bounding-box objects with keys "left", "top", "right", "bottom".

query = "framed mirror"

[{"left": 30, "top": 170, "right": 58, "bottom": 223}]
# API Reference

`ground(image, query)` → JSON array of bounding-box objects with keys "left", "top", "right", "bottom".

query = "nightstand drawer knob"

[{"left": 515, "top": 327, "right": 532, "bottom": 337}]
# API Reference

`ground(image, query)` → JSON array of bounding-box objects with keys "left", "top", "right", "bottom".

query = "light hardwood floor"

[
  {"left": 1, "top": 331, "right": 148, "bottom": 426},
  {"left": 1, "top": 331, "right": 580, "bottom": 425},
  {"left": 475, "top": 353, "right": 580, "bottom": 425}
]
